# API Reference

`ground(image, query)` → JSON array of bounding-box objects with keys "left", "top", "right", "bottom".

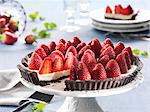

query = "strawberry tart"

[
  {"left": 18, "top": 37, "right": 143, "bottom": 90},
  {"left": 104, "top": 4, "right": 138, "bottom": 20}
]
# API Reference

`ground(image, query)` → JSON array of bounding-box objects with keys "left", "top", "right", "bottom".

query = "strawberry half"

[
  {"left": 115, "top": 5, "right": 122, "bottom": 14},
  {"left": 102, "top": 38, "right": 114, "bottom": 48},
  {"left": 70, "top": 65, "right": 78, "bottom": 80},
  {"left": 0, "top": 18, "right": 6, "bottom": 28},
  {"left": 39, "top": 57, "right": 53, "bottom": 74},
  {"left": 59, "top": 38, "right": 66, "bottom": 44},
  {"left": 122, "top": 51, "right": 131, "bottom": 69},
  {"left": 25, "top": 34, "right": 37, "bottom": 45},
  {"left": 49, "top": 50, "right": 65, "bottom": 62},
  {"left": 78, "top": 45, "right": 91, "bottom": 60},
  {"left": 84, "top": 49, "right": 95, "bottom": 59},
  {"left": 114, "top": 42, "right": 125, "bottom": 56},
  {"left": 35, "top": 47, "right": 47, "bottom": 60},
  {"left": 76, "top": 42, "right": 86, "bottom": 52},
  {"left": 72, "top": 36, "right": 81, "bottom": 47},
  {"left": 0, "top": 15, "right": 10, "bottom": 24},
  {"left": 122, "top": 47, "right": 133, "bottom": 64},
  {"left": 53, "top": 57, "right": 64, "bottom": 72},
  {"left": 91, "top": 63, "right": 107, "bottom": 80},
  {"left": 106, "top": 6, "right": 112, "bottom": 14},
  {"left": 65, "top": 40, "right": 72, "bottom": 51},
  {"left": 28, "top": 52, "right": 43, "bottom": 70},
  {"left": 98, "top": 55, "right": 110, "bottom": 67},
  {"left": 121, "top": 5, "right": 133, "bottom": 15},
  {"left": 8, "top": 19, "right": 19, "bottom": 32},
  {"left": 49, "top": 41, "right": 56, "bottom": 52},
  {"left": 65, "top": 46, "right": 77, "bottom": 58},
  {"left": 2, "top": 28, "right": 14, "bottom": 34},
  {"left": 56, "top": 42, "right": 66, "bottom": 55},
  {"left": 100, "top": 44, "right": 111, "bottom": 53},
  {"left": 105, "top": 59, "right": 121, "bottom": 78},
  {"left": 40, "top": 44, "right": 50, "bottom": 55}
]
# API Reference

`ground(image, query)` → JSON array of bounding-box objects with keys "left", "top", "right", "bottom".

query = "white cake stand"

[{"left": 20, "top": 73, "right": 143, "bottom": 112}]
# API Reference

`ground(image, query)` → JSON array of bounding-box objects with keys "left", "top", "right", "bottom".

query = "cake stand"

[{"left": 20, "top": 73, "right": 143, "bottom": 112}]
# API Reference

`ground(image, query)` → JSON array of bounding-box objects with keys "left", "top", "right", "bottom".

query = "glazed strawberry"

[
  {"left": 59, "top": 38, "right": 66, "bottom": 44},
  {"left": 116, "top": 53, "right": 128, "bottom": 74},
  {"left": 65, "top": 41, "right": 72, "bottom": 51},
  {"left": 105, "top": 59, "right": 121, "bottom": 78},
  {"left": 84, "top": 49, "right": 95, "bottom": 59},
  {"left": 122, "top": 47, "right": 133, "bottom": 63},
  {"left": 102, "top": 38, "right": 114, "bottom": 48},
  {"left": 122, "top": 51, "right": 131, "bottom": 69},
  {"left": 78, "top": 45, "right": 91, "bottom": 60},
  {"left": 56, "top": 42, "right": 66, "bottom": 55},
  {"left": 76, "top": 42, "right": 86, "bottom": 52},
  {"left": 49, "top": 50, "right": 65, "bottom": 62},
  {"left": 98, "top": 55, "right": 110, "bottom": 67},
  {"left": 35, "top": 47, "right": 47, "bottom": 60},
  {"left": 0, "top": 15, "right": 10, "bottom": 24},
  {"left": 100, "top": 46, "right": 116, "bottom": 59},
  {"left": 65, "top": 46, "right": 77, "bottom": 58},
  {"left": 25, "top": 34, "right": 37, "bottom": 45},
  {"left": 8, "top": 19, "right": 19, "bottom": 32},
  {"left": 100, "top": 44, "right": 111, "bottom": 53},
  {"left": 91, "top": 63, "right": 107, "bottom": 80},
  {"left": 106, "top": 6, "right": 112, "bottom": 13},
  {"left": 49, "top": 41, "right": 56, "bottom": 52},
  {"left": 0, "top": 31, "right": 17, "bottom": 45},
  {"left": 28, "top": 52, "right": 42, "bottom": 70},
  {"left": 81, "top": 50, "right": 96, "bottom": 73},
  {"left": 64, "top": 52, "right": 78, "bottom": 70},
  {"left": 121, "top": 5, "right": 133, "bottom": 15},
  {"left": 114, "top": 42, "right": 125, "bottom": 56},
  {"left": 115, "top": 5, "right": 122, "bottom": 14},
  {"left": 0, "top": 18, "right": 6, "bottom": 28},
  {"left": 2, "top": 28, "right": 14, "bottom": 34},
  {"left": 40, "top": 44, "right": 50, "bottom": 55},
  {"left": 72, "top": 36, "right": 81, "bottom": 47},
  {"left": 70, "top": 65, "right": 78, "bottom": 80},
  {"left": 39, "top": 57, "right": 52, "bottom": 74},
  {"left": 78, "top": 61, "right": 91, "bottom": 80},
  {"left": 53, "top": 57, "right": 64, "bottom": 72},
  {"left": 89, "top": 39, "right": 102, "bottom": 58}
]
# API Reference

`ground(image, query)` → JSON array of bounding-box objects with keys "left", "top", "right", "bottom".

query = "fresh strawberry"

[
  {"left": 114, "top": 42, "right": 125, "bottom": 56},
  {"left": 70, "top": 65, "right": 78, "bottom": 80},
  {"left": 81, "top": 50, "right": 96, "bottom": 73},
  {"left": 56, "top": 42, "right": 66, "bottom": 55},
  {"left": 49, "top": 50, "right": 65, "bottom": 62},
  {"left": 0, "top": 18, "right": 6, "bottom": 28},
  {"left": 35, "top": 47, "right": 47, "bottom": 60},
  {"left": 65, "top": 41, "right": 72, "bottom": 51},
  {"left": 49, "top": 41, "right": 56, "bottom": 52},
  {"left": 2, "top": 28, "right": 14, "bottom": 34},
  {"left": 59, "top": 38, "right": 66, "bottom": 44},
  {"left": 0, "top": 31, "right": 17, "bottom": 45},
  {"left": 72, "top": 36, "right": 81, "bottom": 47},
  {"left": 78, "top": 45, "right": 91, "bottom": 60},
  {"left": 76, "top": 42, "right": 86, "bottom": 52},
  {"left": 105, "top": 59, "right": 121, "bottom": 78},
  {"left": 39, "top": 57, "right": 53, "bottom": 74},
  {"left": 40, "top": 44, "right": 50, "bottom": 55},
  {"left": 122, "top": 47, "right": 133, "bottom": 63},
  {"left": 0, "top": 15, "right": 10, "bottom": 24},
  {"left": 98, "top": 55, "right": 110, "bottom": 67},
  {"left": 53, "top": 57, "right": 64, "bottom": 72},
  {"left": 122, "top": 51, "right": 131, "bottom": 69},
  {"left": 115, "top": 5, "right": 122, "bottom": 14},
  {"left": 116, "top": 53, "right": 128, "bottom": 74},
  {"left": 121, "top": 5, "right": 133, "bottom": 15},
  {"left": 89, "top": 39, "right": 102, "bottom": 58},
  {"left": 78, "top": 61, "right": 91, "bottom": 80},
  {"left": 28, "top": 52, "right": 42, "bottom": 70},
  {"left": 84, "top": 49, "right": 95, "bottom": 59},
  {"left": 102, "top": 38, "right": 114, "bottom": 48},
  {"left": 65, "top": 46, "right": 77, "bottom": 58},
  {"left": 100, "top": 46, "right": 116, "bottom": 59},
  {"left": 25, "top": 34, "right": 37, "bottom": 45},
  {"left": 64, "top": 52, "right": 78, "bottom": 70},
  {"left": 91, "top": 63, "right": 107, "bottom": 80},
  {"left": 100, "top": 44, "right": 111, "bottom": 53},
  {"left": 8, "top": 19, "right": 19, "bottom": 32},
  {"left": 106, "top": 6, "right": 112, "bottom": 13}
]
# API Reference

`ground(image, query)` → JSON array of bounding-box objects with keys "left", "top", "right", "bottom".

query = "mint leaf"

[
  {"left": 39, "top": 17, "right": 45, "bottom": 21},
  {"left": 141, "top": 51, "right": 148, "bottom": 57},
  {"left": 29, "top": 11, "right": 39, "bottom": 21},
  {"left": 38, "top": 30, "right": 48, "bottom": 38},
  {"left": 32, "top": 27, "right": 37, "bottom": 33},
  {"left": 133, "top": 49, "right": 140, "bottom": 55},
  {"left": 32, "top": 103, "right": 46, "bottom": 112},
  {"left": 49, "top": 22, "right": 57, "bottom": 29},
  {"left": 44, "top": 22, "right": 49, "bottom": 29}
]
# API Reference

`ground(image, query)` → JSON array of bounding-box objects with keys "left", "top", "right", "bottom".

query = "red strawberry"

[
  {"left": 53, "top": 57, "right": 64, "bottom": 72},
  {"left": 91, "top": 63, "right": 107, "bottom": 80},
  {"left": 0, "top": 31, "right": 17, "bottom": 45},
  {"left": 105, "top": 59, "right": 121, "bottom": 78},
  {"left": 59, "top": 38, "right": 66, "bottom": 44},
  {"left": 122, "top": 51, "right": 131, "bottom": 69},
  {"left": 0, "top": 18, "right": 6, "bottom": 28},
  {"left": 65, "top": 40, "right": 72, "bottom": 51},
  {"left": 40, "top": 44, "right": 50, "bottom": 55},
  {"left": 39, "top": 57, "right": 53, "bottom": 74},
  {"left": 100, "top": 46, "right": 116, "bottom": 59},
  {"left": 76, "top": 42, "right": 86, "bottom": 52},
  {"left": 72, "top": 36, "right": 81, "bottom": 47},
  {"left": 56, "top": 42, "right": 65, "bottom": 55},
  {"left": 64, "top": 52, "right": 78, "bottom": 70},
  {"left": 35, "top": 47, "right": 47, "bottom": 60},
  {"left": 89, "top": 39, "right": 102, "bottom": 58},
  {"left": 100, "top": 44, "right": 111, "bottom": 53},
  {"left": 114, "top": 42, "right": 125, "bottom": 56},
  {"left": 78, "top": 45, "right": 91, "bottom": 60},
  {"left": 2, "top": 28, "right": 14, "bottom": 34},
  {"left": 98, "top": 55, "right": 110, "bottom": 67},
  {"left": 102, "top": 38, "right": 114, "bottom": 48},
  {"left": 78, "top": 61, "right": 91, "bottom": 80},
  {"left": 121, "top": 5, "right": 133, "bottom": 15},
  {"left": 106, "top": 6, "right": 112, "bottom": 14},
  {"left": 115, "top": 5, "right": 122, "bottom": 14},
  {"left": 84, "top": 49, "right": 95, "bottom": 58},
  {"left": 122, "top": 47, "right": 133, "bottom": 63},
  {"left": 25, "top": 34, "right": 37, "bottom": 45},
  {"left": 28, "top": 52, "right": 42, "bottom": 70},
  {"left": 0, "top": 15, "right": 10, "bottom": 24},
  {"left": 8, "top": 20, "right": 19, "bottom": 32},
  {"left": 49, "top": 41, "right": 56, "bottom": 52},
  {"left": 116, "top": 53, "right": 128, "bottom": 74},
  {"left": 65, "top": 46, "right": 77, "bottom": 58},
  {"left": 70, "top": 66, "right": 78, "bottom": 80},
  {"left": 49, "top": 50, "right": 65, "bottom": 62},
  {"left": 81, "top": 50, "right": 96, "bottom": 73}
]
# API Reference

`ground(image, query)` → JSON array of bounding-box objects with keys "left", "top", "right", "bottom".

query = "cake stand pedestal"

[{"left": 20, "top": 73, "right": 143, "bottom": 112}]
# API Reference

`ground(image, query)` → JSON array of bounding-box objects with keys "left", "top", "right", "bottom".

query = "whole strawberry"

[
  {"left": 8, "top": 19, "right": 19, "bottom": 32},
  {"left": 25, "top": 34, "right": 37, "bottom": 44},
  {"left": 0, "top": 18, "right": 6, "bottom": 28}
]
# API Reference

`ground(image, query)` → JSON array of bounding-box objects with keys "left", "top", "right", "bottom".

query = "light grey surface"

[{"left": 0, "top": 0, "right": 150, "bottom": 112}]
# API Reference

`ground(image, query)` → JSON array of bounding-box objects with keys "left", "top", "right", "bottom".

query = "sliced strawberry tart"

[{"left": 18, "top": 37, "right": 143, "bottom": 90}]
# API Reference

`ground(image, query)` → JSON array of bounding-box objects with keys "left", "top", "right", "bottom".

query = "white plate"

[{"left": 90, "top": 9, "right": 150, "bottom": 25}]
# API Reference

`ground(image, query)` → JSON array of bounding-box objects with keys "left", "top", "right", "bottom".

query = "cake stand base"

[{"left": 57, "top": 97, "right": 104, "bottom": 112}]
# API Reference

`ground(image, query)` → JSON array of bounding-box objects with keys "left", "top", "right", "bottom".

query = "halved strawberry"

[
  {"left": 49, "top": 41, "right": 56, "bottom": 52},
  {"left": 53, "top": 57, "right": 64, "bottom": 72},
  {"left": 2, "top": 28, "right": 14, "bottom": 34},
  {"left": 0, "top": 15, "right": 10, "bottom": 24},
  {"left": 39, "top": 57, "right": 53, "bottom": 74},
  {"left": 78, "top": 61, "right": 91, "bottom": 80},
  {"left": 56, "top": 42, "right": 66, "bottom": 55},
  {"left": 115, "top": 5, "right": 122, "bottom": 14},
  {"left": 40, "top": 44, "right": 50, "bottom": 55},
  {"left": 65, "top": 46, "right": 77, "bottom": 58},
  {"left": 76, "top": 42, "right": 86, "bottom": 52},
  {"left": 106, "top": 6, "right": 112, "bottom": 14},
  {"left": 89, "top": 39, "right": 102, "bottom": 58},
  {"left": 72, "top": 36, "right": 81, "bottom": 47},
  {"left": 49, "top": 50, "right": 65, "bottom": 62},
  {"left": 70, "top": 65, "right": 78, "bottom": 80},
  {"left": 65, "top": 41, "right": 72, "bottom": 51},
  {"left": 78, "top": 45, "right": 91, "bottom": 60},
  {"left": 84, "top": 49, "right": 95, "bottom": 59},
  {"left": 121, "top": 5, "right": 133, "bottom": 15},
  {"left": 116, "top": 53, "right": 128, "bottom": 74},
  {"left": 0, "top": 18, "right": 6, "bottom": 28},
  {"left": 91, "top": 63, "right": 107, "bottom": 80},
  {"left": 122, "top": 47, "right": 133, "bottom": 63},
  {"left": 98, "top": 55, "right": 110, "bottom": 67},
  {"left": 105, "top": 59, "right": 121, "bottom": 78},
  {"left": 35, "top": 47, "right": 47, "bottom": 60},
  {"left": 59, "top": 38, "right": 66, "bottom": 44},
  {"left": 8, "top": 19, "right": 19, "bottom": 32},
  {"left": 122, "top": 51, "right": 131, "bottom": 69},
  {"left": 102, "top": 38, "right": 114, "bottom": 48},
  {"left": 114, "top": 42, "right": 125, "bottom": 56},
  {"left": 100, "top": 46, "right": 116, "bottom": 59},
  {"left": 100, "top": 44, "right": 111, "bottom": 53},
  {"left": 28, "top": 52, "right": 42, "bottom": 70}
]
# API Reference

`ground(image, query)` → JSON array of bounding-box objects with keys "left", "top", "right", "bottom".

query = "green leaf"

[
  {"left": 141, "top": 51, "right": 148, "bottom": 57},
  {"left": 39, "top": 17, "right": 45, "bottom": 21},
  {"left": 133, "top": 49, "right": 140, "bottom": 55},
  {"left": 38, "top": 30, "right": 48, "bottom": 38},
  {"left": 29, "top": 11, "right": 39, "bottom": 21},
  {"left": 49, "top": 22, "right": 57, "bottom": 29},
  {"left": 44, "top": 22, "right": 49, "bottom": 29},
  {"left": 31, "top": 103, "right": 46, "bottom": 112},
  {"left": 32, "top": 27, "right": 37, "bottom": 33}
]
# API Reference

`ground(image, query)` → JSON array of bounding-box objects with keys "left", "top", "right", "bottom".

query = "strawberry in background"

[
  {"left": 25, "top": 34, "right": 37, "bottom": 45},
  {"left": 8, "top": 19, "right": 19, "bottom": 32}
]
